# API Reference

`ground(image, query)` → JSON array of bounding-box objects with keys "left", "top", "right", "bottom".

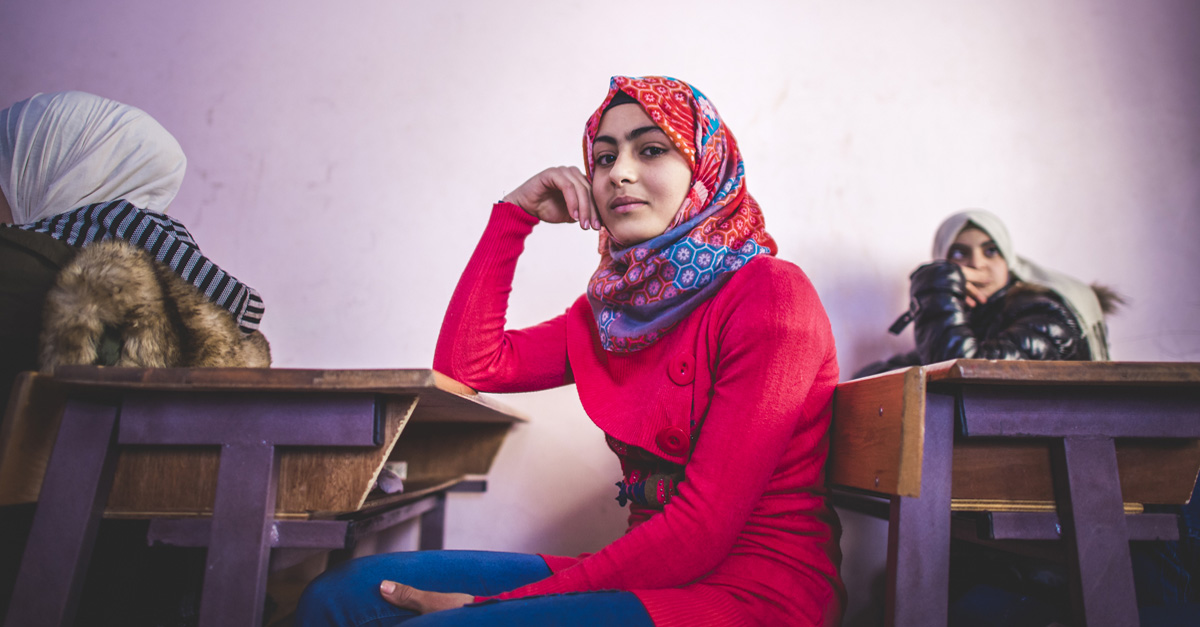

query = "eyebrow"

[
  {"left": 949, "top": 239, "right": 998, "bottom": 251},
  {"left": 594, "top": 125, "right": 666, "bottom": 145}
]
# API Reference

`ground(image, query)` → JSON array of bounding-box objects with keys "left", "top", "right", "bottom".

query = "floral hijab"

[{"left": 583, "top": 76, "right": 776, "bottom": 352}]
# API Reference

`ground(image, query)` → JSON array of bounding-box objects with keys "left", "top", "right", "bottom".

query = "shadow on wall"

[
  {"left": 837, "top": 507, "right": 889, "bottom": 627},
  {"left": 821, "top": 271, "right": 916, "bottom": 381},
  {"left": 523, "top": 495, "right": 626, "bottom": 558}
]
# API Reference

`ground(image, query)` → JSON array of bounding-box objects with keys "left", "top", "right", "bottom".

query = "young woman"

[
  {"left": 296, "top": 76, "right": 845, "bottom": 626},
  {"left": 854, "top": 209, "right": 1117, "bottom": 378},
  {"left": 0, "top": 90, "right": 268, "bottom": 622},
  {"left": 853, "top": 210, "right": 1127, "bottom": 625}
]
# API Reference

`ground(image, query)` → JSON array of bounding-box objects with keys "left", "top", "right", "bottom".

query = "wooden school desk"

[
  {"left": 0, "top": 366, "right": 525, "bottom": 627},
  {"left": 829, "top": 359, "right": 1200, "bottom": 627}
]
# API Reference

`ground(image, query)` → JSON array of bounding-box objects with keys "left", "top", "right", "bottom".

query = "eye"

[
  {"left": 983, "top": 245, "right": 1000, "bottom": 258},
  {"left": 594, "top": 153, "right": 615, "bottom": 167},
  {"left": 641, "top": 145, "right": 669, "bottom": 158},
  {"left": 948, "top": 247, "right": 966, "bottom": 261}
]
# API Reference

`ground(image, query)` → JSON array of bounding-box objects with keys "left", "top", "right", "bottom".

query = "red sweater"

[{"left": 434, "top": 203, "right": 844, "bottom": 626}]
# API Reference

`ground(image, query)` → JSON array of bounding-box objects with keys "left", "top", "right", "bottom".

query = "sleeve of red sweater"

[
  {"left": 433, "top": 202, "right": 574, "bottom": 392},
  {"left": 481, "top": 261, "right": 837, "bottom": 599}
]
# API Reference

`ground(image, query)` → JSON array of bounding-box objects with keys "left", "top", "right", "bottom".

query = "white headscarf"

[
  {"left": 932, "top": 209, "right": 1109, "bottom": 360},
  {"left": 0, "top": 91, "right": 186, "bottom": 224}
]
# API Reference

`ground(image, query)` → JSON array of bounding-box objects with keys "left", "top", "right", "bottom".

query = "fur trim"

[
  {"left": 1004, "top": 282, "right": 1054, "bottom": 299},
  {"left": 1091, "top": 283, "right": 1127, "bottom": 316},
  {"left": 40, "top": 239, "right": 271, "bottom": 370},
  {"left": 1009, "top": 281, "right": 1126, "bottom": 317}
]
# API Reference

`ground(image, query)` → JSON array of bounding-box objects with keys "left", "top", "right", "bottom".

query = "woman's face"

[
  {"left": 590, "top": 103, "right": 692, "bottom": 246},
  {"left": 947, "top": 226, "right": 1009, "bottom": 300}
]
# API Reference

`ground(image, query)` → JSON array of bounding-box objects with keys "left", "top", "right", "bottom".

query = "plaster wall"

[{"left": 3, "top": 1, "right": 1197, "bottom": 621}]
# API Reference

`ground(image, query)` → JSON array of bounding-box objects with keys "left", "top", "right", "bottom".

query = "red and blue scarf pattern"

[{"left": 584, "top": 76, "right": 777, "bottom": 352}]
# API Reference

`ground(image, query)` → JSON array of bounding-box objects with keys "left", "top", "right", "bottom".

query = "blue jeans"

[
  {"left": 1132, "top": 479, "right": 1200, "bottom": 607},
  {"left": 294, "top": 551, "right": 653, "bottom": 626}
]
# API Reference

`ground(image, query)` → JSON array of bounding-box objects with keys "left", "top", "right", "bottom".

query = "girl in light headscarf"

[
  {"left": 855, "top": 209, "right": 1121, "bottom": 378},
  {"left": 0, "top": 91, "right": 268, "bottom": 394},
  {"left": 0, "top": 90, "right": 270, "bottom": 624},
  {"left": 1, "top": 90, "right": 264, "bottom": 333}
]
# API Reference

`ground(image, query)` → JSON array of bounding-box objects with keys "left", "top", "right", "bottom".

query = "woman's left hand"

[{"left": 379, "top": 580, "right": 473, "bottom": 615}]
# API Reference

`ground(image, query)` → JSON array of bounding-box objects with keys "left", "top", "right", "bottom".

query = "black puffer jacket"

[
  {"left": 908, "top": 260, "right": 1088, "bottom": 363},
  {"left": 854, "top": 261, "right": 1088, "bottom": 378}
]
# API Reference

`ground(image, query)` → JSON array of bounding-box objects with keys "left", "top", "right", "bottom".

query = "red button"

[
  {"left": 656, "top": 426, "right": 689, "bottom": 455},
  {"left": 668, "top": 353, "right": 695, "bottom": 385}
]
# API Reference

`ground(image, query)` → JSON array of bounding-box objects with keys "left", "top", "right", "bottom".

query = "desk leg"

[
  {"left": 1052, "top": 436, "right": 1138, "bottom": 627},
  {"left": 5, "top": 400, "right": 119, "bottom": 627},
  {"left": 198, "top": 442, "right": 278, "bottom": 627},
  {"left": 886, "top": 392, "right": 953, "bottom": 627},
  {"left": 418, "top": 492, "right": 447, "bottom": 551}
]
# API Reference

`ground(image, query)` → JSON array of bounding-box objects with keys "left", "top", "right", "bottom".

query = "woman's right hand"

[
  {"left": 380, "top": 581, "right": 472, "bottom": 615},
  {"left": 958, "top": 266, "right": 990, "bottom": 308},
  {"left": 502, "top": 166, "right": 600, "bottom": 230}
]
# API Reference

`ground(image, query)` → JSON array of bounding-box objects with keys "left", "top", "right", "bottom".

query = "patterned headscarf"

[{"left": 584, "top": 76, "right": 777, "bottom": 352}]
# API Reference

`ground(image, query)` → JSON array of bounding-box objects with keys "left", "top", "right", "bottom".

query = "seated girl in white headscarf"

[
  {"left": 854, "top": 209, "right": 1121, "bottom": 378},
  {"left": 0, "top": 90, "right": 269, "bottom": 396},
  {"left": 853, "top": 209, "right": 1132, "bottom": 626},
  {"left": 0, "top": 89, "right": 270, "bottom": 624}
]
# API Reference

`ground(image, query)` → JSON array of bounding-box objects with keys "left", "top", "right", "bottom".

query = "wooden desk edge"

[
  {"left": 36, "top": 367, "right": 529, "bottom": 423},
  {"left": 925, "top": 359, "right": 1200, "bottom": 386},
  {"left": 829, "top": 366, "right": 926, "bottom": 498}
]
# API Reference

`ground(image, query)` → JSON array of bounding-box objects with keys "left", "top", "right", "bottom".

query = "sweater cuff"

[
  {"left": 494, "top": 201, "right": 540, "bottom": 227},
  {"left": 476, "top": 564, "right": 593, "bottom": 602}
]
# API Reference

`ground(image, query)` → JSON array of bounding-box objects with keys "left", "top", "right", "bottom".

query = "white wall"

[{"left": 3, "top": 1, "right": 1197, "bottom": 620}]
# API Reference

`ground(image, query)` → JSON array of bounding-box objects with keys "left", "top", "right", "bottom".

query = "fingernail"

[{"left": 381, "top": 581, "right": 396, "bottom": 594}]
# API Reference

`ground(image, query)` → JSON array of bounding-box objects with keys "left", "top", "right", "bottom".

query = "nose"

[
  {"left": 963, "top": 249, "right": 983, "bottom": 269},
  {"left": 608, "top": 150, "right": 637, "bottom": 185}
]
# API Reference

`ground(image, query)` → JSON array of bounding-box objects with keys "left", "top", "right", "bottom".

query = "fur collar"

[{"left": 40, "top": 239, "right": 271, "bottom": 369}]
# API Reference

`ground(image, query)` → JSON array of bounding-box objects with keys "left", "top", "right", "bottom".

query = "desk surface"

[
  {"left": 925, "top": 359, "right": 1200, "bottom": 386},
  {"left": 47, "top": 366, "right": 528, "bottom": 424},
  {"left": 1, "top": 367, "right": 525, "bottom": 515}
]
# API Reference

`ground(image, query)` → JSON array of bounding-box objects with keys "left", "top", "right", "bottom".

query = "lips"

[{"left": 608, "top": 196, "right": 646, "bottom": 214}]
